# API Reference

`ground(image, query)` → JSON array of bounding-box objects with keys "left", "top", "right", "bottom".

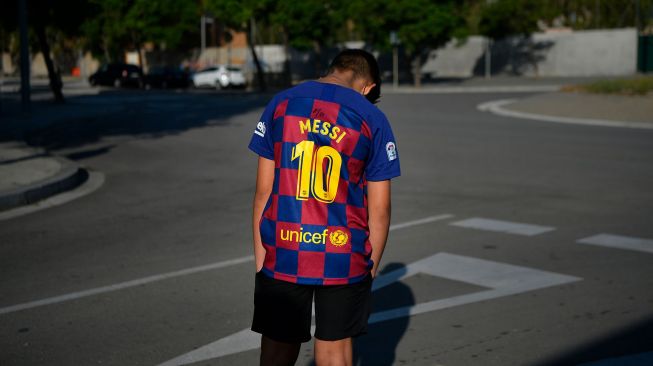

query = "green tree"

[
  {"left": 209, "top": 0, "right": 359, "bottom": 86},
  {"left": 205, "top": 0, "right": 273, "bottom": 90},
  {"left": 81, "top": 0, "right": 129, "bottom": 62},
  {"left": 479, "top": 0, "right": 549, "bottom": 39},
  {"left": 82, "top": 0, "right": 200, "bottom": 65},
  {"left": 352, "top": 0, "right": 466, "bottom": 87},
  {"left": 270, "top": 0, "right": 347, "bottom": 77},
  {"left": 0, "top": 2, "right": 19, "bottom": 66},
  {"left": 36, "top": 0, "right": 99, "bottom": 102},
  {"left": 478, "top": 0, "right": 653, "bottom": 34},
  {"left": 0, "top": 0, "right": 95, "bottom": 103},
  {"left": 478, "top": 0, "right": 553, "bottom": 76},
  {"left": 124, "top": 0, "right": 200, "bottom": 67},
  {"left": 545, "top": 0, "right": 653, "bottom": 31}
]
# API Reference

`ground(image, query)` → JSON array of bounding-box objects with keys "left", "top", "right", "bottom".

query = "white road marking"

[
  {"left": 0, "top": 255, "right": 254, "bottom": 315},
  {"left": 0, "top": 171, "right": 105, "bottom": 221},
  {"left": 389, "top": 214, "right": 454, "bottom": 231},
  {"left": 577, "top": 233, "right": 653, "bottom": 254},
  {"left": 157, "top": 252, "right": 581, "bottom": 365},
  {"left": 369, "top": 252, "right": 579, "bottom": 322},
  {"left": 449, "top": 217, "right": 555, "bottom": 236},
  {"left": 478, "top": 99, "right": 653, "bottom": 130},
  {"left": 0, "top": 214, "right": 451, "bottom": 315}
]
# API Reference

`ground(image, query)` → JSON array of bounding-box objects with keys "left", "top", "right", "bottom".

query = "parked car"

[
  {"left": 143, "top": 66, "right": 190, "bottom": 89},
  {"left": 191, "top": 65, "right": 246, "bottom": 89},
  {"left": 89, "top": 63, "right": 143, "bottom": 88}
]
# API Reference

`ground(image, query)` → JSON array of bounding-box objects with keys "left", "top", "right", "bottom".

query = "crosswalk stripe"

[
  {"left": 577, "top": 233, "right": 653, "bottom": 254},
  {"left": 449, "top": 217, "right": 555, "bottom": 236}
]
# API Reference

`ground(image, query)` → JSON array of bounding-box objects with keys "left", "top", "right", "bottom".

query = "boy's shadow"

[
  {"left": 353, "top": 262, "right": 415, "bottom": 366},
  {"left": 305, "top": 263, "right": 415, "bottom": 366}
]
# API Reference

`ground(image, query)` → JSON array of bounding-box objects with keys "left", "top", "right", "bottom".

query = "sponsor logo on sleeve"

[
  {"left": 254, "top": 121, "right": 266, "bottom": 137},
  {"left": 386, "top": 141, "right": 397, "bottom": 161}
]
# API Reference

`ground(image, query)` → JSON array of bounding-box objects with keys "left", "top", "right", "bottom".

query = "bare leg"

[
  {"left": 314, "top": 338, "right": 352, "bottom": 366},
  {"left": 260, "top": 335, "right": 301, "bottom": 366}
]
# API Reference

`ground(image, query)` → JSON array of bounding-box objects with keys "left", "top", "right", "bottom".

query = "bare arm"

[
  {"left": 252, "top": 157, "right": 275, "bottom": 272},
  {"left": 367, "top": 180, "right": 391, "bottom": 278}
]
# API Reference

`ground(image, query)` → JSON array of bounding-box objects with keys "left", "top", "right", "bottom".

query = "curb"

[
  {"left": 385, "top": 85, "right": 562, "bottom": 94},
  {"left": 0, "top": 156, "right": 89, "bottom": 211},
  {"left": 477, "top": 99, "right": 653, "bottom": 130}
]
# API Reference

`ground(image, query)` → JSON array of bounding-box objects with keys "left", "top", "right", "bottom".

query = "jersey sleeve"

[
  {"left": 365, "top": 113, "right": 401, "bottom": 181},
  {"left": 248, "top": 97, "right": 277, "bottom": 160}
]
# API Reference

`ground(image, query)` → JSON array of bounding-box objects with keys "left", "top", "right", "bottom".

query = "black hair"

[{"left": 327, "top": 49, "right": 381, "bottom": 104}]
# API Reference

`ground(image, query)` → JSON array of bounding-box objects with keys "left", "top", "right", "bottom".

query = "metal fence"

[{"left": 638, "top": 35, "right": 653, "bottom": 73}]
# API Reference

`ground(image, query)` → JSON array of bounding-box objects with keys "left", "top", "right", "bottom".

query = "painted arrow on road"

[{"left": 157, "top": 252, "right": 582, "bottom": 366}]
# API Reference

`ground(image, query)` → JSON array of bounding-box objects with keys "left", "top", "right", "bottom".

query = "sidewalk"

[
  {"left": 1, "top": 76, "right": 99, "bottom": 101},
  {"left": 504, "top": 92, "right": 653, "bottom": 124},
  {"left": 479, "top": 90, "right": 653, "bottom": 130},
  {"left": 0, "top": 77, "right": 104, "bottom": 216},
  {"left": 0, "top": 142, "right": 88, "bottom": 213},
  {"left": 385, "top": 76, "right": 607, "bottom": 94}
]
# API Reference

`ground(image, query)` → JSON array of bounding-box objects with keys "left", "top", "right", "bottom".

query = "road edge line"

[{"left": 477, "top": 99, "right": 653, "bottom": 130}]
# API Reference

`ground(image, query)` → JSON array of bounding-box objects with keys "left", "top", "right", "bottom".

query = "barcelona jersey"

[{"left": 249, "top": 81, "right": 400, "bottom": 285}]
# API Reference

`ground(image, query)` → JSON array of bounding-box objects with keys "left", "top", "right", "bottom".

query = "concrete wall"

[
  {"left": 78, "top": 52, "right": 100, "bottom": 77},
  {"left": 249, "top": 45, "right": 286, "bottom": 73},
  {"left": 422, "top": 28, "right": 638, "bottom": 77},
  {"left": 243, "top": 45, "right": 336, "bottom": 81},
  {"left": 531, "top": 28, "right": 637, "bottom": 76},
  {"left": 196, "top": 46, "right": 248, "bottom": 69},
  {"left": 2, "top": 53, "right": 16, "bottom": 75},
  {"left": 421, "top": 36, "right": 486, "bottom": 78},
  {"left": 2, "top": 51, "right": 99, "bottom": 77},
  {"left": 30, "top": 53, "right": 48, "bottom": 77},
  {"left": 4, "top": 53, "right": 51, "bottom": 77}
]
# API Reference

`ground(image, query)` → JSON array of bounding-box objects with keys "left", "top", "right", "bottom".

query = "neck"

[{"left": 318, "top": 70, "right": 357, "bottom": 90}]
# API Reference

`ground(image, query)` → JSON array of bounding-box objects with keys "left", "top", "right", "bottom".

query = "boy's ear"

[
  {"left": 362, "top": 83, "right": 376, "bottom": 96},
  {"left": 365, "top": 83, "right": 381, "bottom": 104}
]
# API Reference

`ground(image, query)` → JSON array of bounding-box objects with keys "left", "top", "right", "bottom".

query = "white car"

[{"left": 192, "top": 65, "right": 246, "bottom": 89}]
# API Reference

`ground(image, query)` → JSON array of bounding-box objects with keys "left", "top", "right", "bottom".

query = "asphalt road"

[{"left": 1, "top": 87, "right": 652, "bottom": 366}]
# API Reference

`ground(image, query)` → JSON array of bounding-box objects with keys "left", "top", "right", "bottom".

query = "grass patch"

[{"left": 563, "top": 76, "right": 653, "bottom": 96}]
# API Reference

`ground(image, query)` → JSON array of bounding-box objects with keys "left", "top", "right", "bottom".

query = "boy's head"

[{"left": 326, "top": 49, "right": 381, "bottom": 104}]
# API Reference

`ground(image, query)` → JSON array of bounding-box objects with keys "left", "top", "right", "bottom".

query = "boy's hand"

[
  {"left": 252, "top": 157, "right": 275, "bottom": 272},
  {"left": 367, "top": 180, "right": 391, "bottom": 279}
]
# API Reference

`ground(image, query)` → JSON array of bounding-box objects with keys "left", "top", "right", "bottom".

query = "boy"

[{"left": 248, "top": 49, "right": 400, "bottom": 366}]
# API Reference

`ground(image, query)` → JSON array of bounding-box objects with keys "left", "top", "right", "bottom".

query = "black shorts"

[{"left": 251, "top": 271, "right": 373, "bottom": 343}]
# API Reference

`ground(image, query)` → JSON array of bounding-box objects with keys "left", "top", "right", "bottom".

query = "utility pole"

[
  {"left": 390, "top": 31, "right": 399, "bottom": 89},
  {"left": 201, "top": 14, "right": 214, "bottom": 66},
  {"left": 635, "top": 0, "right": 640, "bottom": 32},
  {"left": 201, "top": 15, "right": 206, "bottom": 56},
  {"left": 18, "top": 0, "right": 30, "bottom": 111},
  {"left": 485, "top": 38, "right": 492, "bottom": 79},
  {"left": 484, "top": 0, "right": 495, "bottom": 79}
]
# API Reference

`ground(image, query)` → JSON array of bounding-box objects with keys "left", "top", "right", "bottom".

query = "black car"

[
  {"left": 89, "top": 63, "right": 143, "bottom": 88},
  {"left": 143, "top": 66, "right": 190, "bottom": 89}
]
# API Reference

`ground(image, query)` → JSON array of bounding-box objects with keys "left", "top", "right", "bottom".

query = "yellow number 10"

[{"left": 291, "top": 141, "right": 342, "bottom": 203}]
